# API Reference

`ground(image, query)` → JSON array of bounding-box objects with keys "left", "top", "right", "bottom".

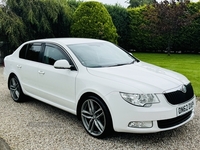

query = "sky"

[
  {"left": 85, "top": 0, "right": 199, "bottom": 7},
  {"left": 84, "top": 0, "right": 129, "bottom": 7},
  {"left": 0, "top": 0, "right": 198, "bottom": 7},
  {"left": 0, "top": 0, "right": 128, "bottom": 7}
]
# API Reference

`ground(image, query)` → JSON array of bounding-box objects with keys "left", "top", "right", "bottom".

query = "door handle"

[
  {"left": 17, "top": 65, "right": 22, "bottom": 69},
  {"left": 38, "top": 70, "right": 45, "bottom": 75}
]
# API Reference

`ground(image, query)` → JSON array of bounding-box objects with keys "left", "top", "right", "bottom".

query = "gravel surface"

[{"left": 0, "top": 66, "right": 200, "bottom": 150}]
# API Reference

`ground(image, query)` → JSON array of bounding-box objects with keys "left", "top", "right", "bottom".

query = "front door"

[{"left": 37, "top": 43, "right": 78, "bottom": 112}]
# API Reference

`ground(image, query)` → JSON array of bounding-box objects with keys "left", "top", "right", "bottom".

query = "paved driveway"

[{"left": 0, "top": 67, "right": 199, "bottom": 150}]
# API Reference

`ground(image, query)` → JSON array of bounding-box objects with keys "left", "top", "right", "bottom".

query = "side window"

[
  {"left": 26, "top": 43, "right": 41, "bottom": 62},
  {"left": 42, "top": 44, "right": 72, "bottom": 65},
  {"left": 19, "top": 44, "right": 27, "bottom": 59}
]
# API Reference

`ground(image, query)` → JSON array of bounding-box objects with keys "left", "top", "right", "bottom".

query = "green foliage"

[
  {"left": 127, "top": 0, "right": 154, "bottom": 8},
  {"left": 0, "top": 6, "right": 26, "bottom": 46},
  {"left": 128, "top": 6, "right": 165, "bottom": 51},
  {"left": 1, "top": 0, "right": 200, "bottom": 53},
  {"left": 143, "top": 0, "right": 198, "bottom": 53},
  {"left": 66, "top": 0, "right": 83, "bottom": 12},
  {"left": 2, "top": 0, "right": 72, "bottom": 48},
  {"left": 126, "top": 0, "right": 200, "bottom": 53},
  {"left": 128, "top": 6, "right": 146, "bottom": 50},
  {"left": 176, "top": 2, "right": 200, "bottom": 53},
  {"left": 70, "top": 1, "right": 118, "bottom": 44},
  {"left": 105, "top": 4, "right": 130, "bottom": 49}
]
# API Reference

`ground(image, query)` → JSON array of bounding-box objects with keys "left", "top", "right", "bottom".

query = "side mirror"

[{"left": 54, "top": 59, "right": 71, "bottom": 69}]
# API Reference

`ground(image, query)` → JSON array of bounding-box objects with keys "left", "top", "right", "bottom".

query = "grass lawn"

[{"left": 133, "top": 53, "right": 200, "bottom": 97}]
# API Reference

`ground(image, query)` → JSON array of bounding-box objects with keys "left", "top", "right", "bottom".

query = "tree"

[
  {"left": 0, "top": 4, "right": 26, "bottom": 47},
  {"left": 143, "top": 0, "right": 198, "bottom": 54},
  {"left": 176, "top": 1, "right": 200, "bottom": 53},
  {"left": 128, "top": 6, "right": 165, "bottom": 51},
  {"left": 70, "top": 1, "right": 118, "bottom": 44},
  {"left": 105, "top": 4, "right": 130, "bottom": 49},
  {"left": 4, "top": 0, "right": 72, "bottom": 43},
  {"left": 126, "top": 0, "right": 154, "bottom": 8},
  {"left": 66, "top": 0, "right": 83, "bottom": 11}
]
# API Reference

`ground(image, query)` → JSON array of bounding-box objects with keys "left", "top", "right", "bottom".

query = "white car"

[{"left": 3, "top": 38, "right": 196, "bottom": 138}]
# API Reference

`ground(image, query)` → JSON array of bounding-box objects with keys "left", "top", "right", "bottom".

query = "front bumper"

[{"left": 105, "top": 92, "right": 196, "bottom": 133}]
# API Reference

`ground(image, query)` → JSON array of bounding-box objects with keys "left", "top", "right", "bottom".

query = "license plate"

[{"left": 177, "top": 100, "right": 194, "bottom": 116}]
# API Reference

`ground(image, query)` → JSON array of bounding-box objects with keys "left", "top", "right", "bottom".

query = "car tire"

[
  {"left": 9, "top": 75, "right": 25, "bottom": 102},
  {"left": 80, "top": 96, "right": 113, "bottom": 138}
]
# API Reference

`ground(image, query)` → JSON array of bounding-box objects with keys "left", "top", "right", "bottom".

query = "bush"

[
  {"left": 128, "top": 6, "right": 150, "bottom": 51},
  {"left": 70, "top": 1, "right": 118, "bottom": 44},
  {"left": 67, "top": 0, "right": 83, "bottom": 12},
  {"left": 174, "top": 2, "right": 200, "bottom": 53},
  {"left": 128, "top": 6, "right": 165, "bottom": 52},
  {"left": 105, "top": 4, "right": 130, "bottom": 49}
]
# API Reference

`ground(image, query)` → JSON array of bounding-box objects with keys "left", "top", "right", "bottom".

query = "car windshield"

[{"left": 68, "top": 42, "right": 136, "bottom": 68}]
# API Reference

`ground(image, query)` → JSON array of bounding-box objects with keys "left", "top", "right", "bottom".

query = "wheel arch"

[
  {"left": 7, "top": 73, "right": 17, "bottom": 90},
  {"left": 76, "top": 92, "right": 113, "bottom": 124}
]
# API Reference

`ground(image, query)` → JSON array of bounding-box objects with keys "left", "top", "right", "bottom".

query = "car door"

[
  {"left": 36, "top": 43, "right": 78, "bottom": 112},
  {"left": 17, "top": 43, "right": 42, "bottom": 95}
]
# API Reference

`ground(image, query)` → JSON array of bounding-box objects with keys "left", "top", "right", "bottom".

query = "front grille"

[
  {"left": 157, "top": 111, "right": 192, "bottom": 129},
  {"left": 164, "top": 83, "right": 194, "bottom": 105}
]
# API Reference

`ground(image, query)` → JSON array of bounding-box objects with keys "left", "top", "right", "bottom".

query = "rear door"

[{"left": 17, "top": 43, "right": 42, "bottom": 95}]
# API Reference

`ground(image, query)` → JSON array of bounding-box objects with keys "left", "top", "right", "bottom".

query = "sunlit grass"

[{"left": 133, "top": 53, "right": 200, "bottom": 97}]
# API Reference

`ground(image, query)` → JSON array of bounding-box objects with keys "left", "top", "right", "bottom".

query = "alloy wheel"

[
  {"left": 81, "top": 99, "right": 106, "bottom": 137},
  {"left": 9, "top": 76, "right": 23, "bottom": 102}
]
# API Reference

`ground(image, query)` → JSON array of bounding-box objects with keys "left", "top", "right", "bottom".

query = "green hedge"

[
  {"left": 70, "top": 1, "right": 118, "bottom": 44},
  {"left": 1, "top": 0, "right": 200, "bottom": 53},
  {"left": 104, "top": 2, "right": 200, "bottom": 53},
  {"left": 105, "top": 4, "right": 130, "bottom": 49},
  {"left": 178, "top": 2, "right": 200, "bottom": 53},
  {"left": 127, "top": 6, "right": 165, "bottom": 51}
]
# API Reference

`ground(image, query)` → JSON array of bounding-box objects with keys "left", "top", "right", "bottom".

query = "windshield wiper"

[{"left": 108, "top": 61, "right": 135, "bottom": 67}]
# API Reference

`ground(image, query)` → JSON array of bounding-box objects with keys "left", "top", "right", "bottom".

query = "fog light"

[{"left": 128, "top": 121, "right": 153, "bottom": 128}]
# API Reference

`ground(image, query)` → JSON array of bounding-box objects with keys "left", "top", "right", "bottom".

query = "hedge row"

[
  {"left": 107, "top": 2, "right": 200, "bottom": 53},
  {"left": 70, "top": 1, "right": 200, "bottom": 53},
  {"left": 1, "top": 0, "right": 200, "bottom": 53}
]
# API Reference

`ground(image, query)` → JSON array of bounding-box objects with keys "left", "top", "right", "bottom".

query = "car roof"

[{"left": 26, "top": 38, "right": 106, "bottom": 45}]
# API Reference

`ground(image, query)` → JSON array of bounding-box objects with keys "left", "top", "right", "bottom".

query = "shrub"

[
  {"left": 128, "top": 6, "right": 167, "bottom": 52},
  {"left": 67, "top": 0, "right": 83, "bottom": 12},
  {"left": 105, "top": 4, "right": 130, "bottom": 49},
  {"left": 174, "top": 2, "right": 200, "bottom": 53},
  {"left": 70, "top": 1, "right": 118, "bottom": 44}
]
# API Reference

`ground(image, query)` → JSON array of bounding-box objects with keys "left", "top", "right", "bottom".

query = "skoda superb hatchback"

[{"left": 3, "top": 38, "right": 196, "bottom": 138}]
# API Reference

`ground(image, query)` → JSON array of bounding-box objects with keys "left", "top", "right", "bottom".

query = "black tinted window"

[
  {"left": 42, "top": 45, "right": 72, "bottom": 65},
  {"left": 19, "top": 44, "right": 27, "bottom": 59},
  {"left": 26, "top": 43, "right": 41, "bottom": 62}
]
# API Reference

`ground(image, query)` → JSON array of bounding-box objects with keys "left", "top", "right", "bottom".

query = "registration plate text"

[{"left": 177, "top": 100, "right": 194, "bottom": 116}]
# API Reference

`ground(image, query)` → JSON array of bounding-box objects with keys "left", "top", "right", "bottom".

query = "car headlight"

[{"left": 120, "top": 92, "right": 159, "bottom": 107}]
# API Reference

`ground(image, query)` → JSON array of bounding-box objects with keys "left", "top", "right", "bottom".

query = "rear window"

[
  {"left": 19, "top": 45, "right": 27, "bottom": 59},
  {"left": 19, "top": 43, "right": 42, "bottom": 62}
]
